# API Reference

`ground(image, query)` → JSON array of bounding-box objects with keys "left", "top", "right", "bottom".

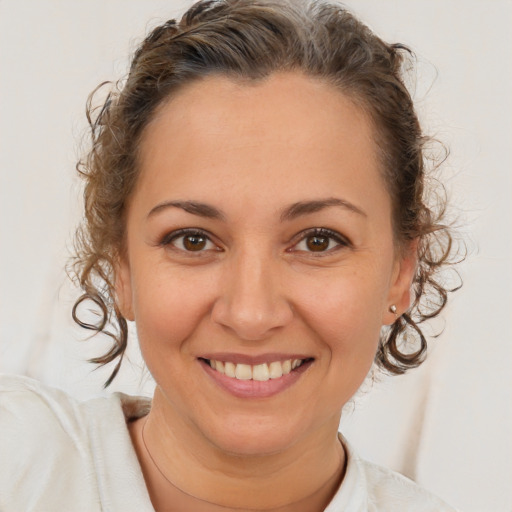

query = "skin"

[{"left": 117, "top": 72, "right": 416, "bottom": 511}]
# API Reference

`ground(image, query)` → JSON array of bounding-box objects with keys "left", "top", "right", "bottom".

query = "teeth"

[
  {"left": 252, "top": 363, "right": 270, "bottom": 381},
  {"left": 268, "top": 361, "right": 283, "bottom": 379},
  {"left": 207, "top": 358, "right": 306, "bottom": 381},
  {"left": 235, "top": 363, "right": 252, "bottom": 380},
  {"left": 224, "top": 361, "right": 236, "bottom": 378}
]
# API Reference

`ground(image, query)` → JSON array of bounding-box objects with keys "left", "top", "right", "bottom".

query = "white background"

[{"left": 1, "top": 1, "right": 511, "bottom": 511}]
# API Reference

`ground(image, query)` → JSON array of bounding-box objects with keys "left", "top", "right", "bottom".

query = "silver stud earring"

[{"left": 389, "top": 304, "right": 397, "bottom": 315}]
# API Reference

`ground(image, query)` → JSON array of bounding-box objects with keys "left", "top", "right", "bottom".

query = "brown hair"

[{"left": 72, "top": 0, "right": 460, "bottom": 386}]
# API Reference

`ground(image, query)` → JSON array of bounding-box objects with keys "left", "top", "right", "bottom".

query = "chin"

[
  {"left": 198, "top": 411, "right": 314, "bottom": 457},
  {"left": 213, "top": 428, "right": 298, "bottom": 457}
]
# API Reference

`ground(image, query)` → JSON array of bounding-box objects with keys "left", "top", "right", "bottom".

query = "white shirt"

[{"left": 0, "top": 375, "right": 457, "bottom": 511}]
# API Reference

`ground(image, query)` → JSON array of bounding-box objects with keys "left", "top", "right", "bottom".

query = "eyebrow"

[
  {"left": 147, "top": 200, "right": 226, "bottom": 220},
  {"left": 147, "top": 197, "right": 366, "bottom": 221},
  {"left": 280, "top": 197, "right": 367, "bottom": 221}
]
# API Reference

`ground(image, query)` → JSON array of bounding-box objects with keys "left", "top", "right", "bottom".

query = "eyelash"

[
  {"left": 160, "top": 229, "right": 218, "bottom": 254},
  {"left": 289, "top": 227, "right": 350, "bottom": 254},
  {"left": 159, "top": 227, "right": 350, "bottom": 255}
]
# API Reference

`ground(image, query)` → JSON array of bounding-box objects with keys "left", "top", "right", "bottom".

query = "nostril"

[{"left": 211, "top": 296, "right": 293, "bottom": 342}]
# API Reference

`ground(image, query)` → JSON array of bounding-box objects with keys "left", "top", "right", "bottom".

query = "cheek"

[
  {"left": 131, "top": 268, "right": 216, "bottom": 355},
  {"left": 291, "top": 268, "right": 386, "bottom": 355}
]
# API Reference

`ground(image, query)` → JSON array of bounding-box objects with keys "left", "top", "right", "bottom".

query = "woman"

[{"left": 0, "top": 0, "right": 459, "bottom": 510}]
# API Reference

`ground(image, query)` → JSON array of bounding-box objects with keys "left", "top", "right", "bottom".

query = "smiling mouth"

[{"left": 199, "top": 358, "right": 313, "bottom": 382}]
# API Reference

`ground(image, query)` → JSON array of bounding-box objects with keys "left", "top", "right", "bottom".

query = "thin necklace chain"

[
  {"left": 140, "top": 416, "right": 345, "bottom": 511},
  {"left": 141, "top": 417, "right": 249, "bottom": 510}
]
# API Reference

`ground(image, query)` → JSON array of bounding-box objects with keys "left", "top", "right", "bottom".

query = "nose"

[{"left": 211, "top": 247, "right": 294, "bottom": 341}]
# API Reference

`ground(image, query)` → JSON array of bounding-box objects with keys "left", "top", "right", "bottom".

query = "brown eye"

[
  {"left": 292, "top": 228, "right": 349, "bottom": 254},
  {"left": 183, "top": 234, "right": 207, "bottom": 251},
  {"left": 163, "top": 230, "right": 217, "bottom": 253},
  {"left": 306, "top": 235, "right": 330, "bottom": 252}
]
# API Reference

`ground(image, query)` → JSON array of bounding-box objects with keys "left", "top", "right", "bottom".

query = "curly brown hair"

[{"left": 72, "top": 0, "right": 460, "bottom": 386}]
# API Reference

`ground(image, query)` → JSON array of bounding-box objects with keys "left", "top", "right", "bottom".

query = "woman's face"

[{"left": 117, "top": 72, "right": 415, "bottom": 455}]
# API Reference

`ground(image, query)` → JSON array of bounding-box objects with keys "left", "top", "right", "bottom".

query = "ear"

[
  {"left": 114, "top": 255, "right": 135, "bottom": 321},
  {"left": 383, "top": 239, "right": 418, "bottom": 325}
]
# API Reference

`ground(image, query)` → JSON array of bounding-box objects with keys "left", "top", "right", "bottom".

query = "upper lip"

[{"left": 199, "top": 352, "right": 314, "bottom": 365}]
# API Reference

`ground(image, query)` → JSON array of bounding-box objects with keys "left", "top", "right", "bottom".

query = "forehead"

[{"left": 135, "top": 72, "right": 387, "bottom": 216}]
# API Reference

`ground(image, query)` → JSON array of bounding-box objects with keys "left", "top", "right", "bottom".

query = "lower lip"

[{"left": 199, "top": 359, "right": 313, "bottom": 399}]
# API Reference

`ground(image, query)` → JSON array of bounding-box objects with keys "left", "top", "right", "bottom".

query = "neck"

[{"left": 129, "top": 388, "right": 346, "bottom": 512}]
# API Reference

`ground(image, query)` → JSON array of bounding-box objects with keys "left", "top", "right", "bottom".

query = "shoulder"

[
  {"left": 1, "top": 373, "right": 83, "bottom": 422},
  {"left": 357, "top": 457, "right": 457, "bottom": 511},
  {"left": 0, "top": 374, "right": 116, "bottom": 510},
  {"left": 0, "top": 375, "right": 92, "bottom": 498},
  {"left": 327, "top": 435, "right": 459, "bottom": 512},
  {"left": 0, "top": 373, "right": 142, "bottom": 456},
  {"left": 0, "top": 374, "right": 154, "bottom": 511},
  {"left": 0, "top": 373, "right": 96, "bottom": 454}
]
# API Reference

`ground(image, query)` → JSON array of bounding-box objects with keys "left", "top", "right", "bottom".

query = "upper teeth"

[{"left": 208, "top": 359, "right": 304, "bottom": 381}]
